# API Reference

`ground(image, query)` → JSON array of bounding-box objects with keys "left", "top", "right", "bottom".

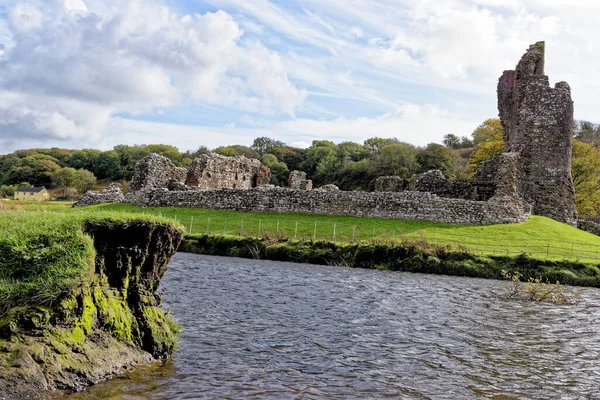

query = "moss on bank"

[
  {"left": 180, "top": 234, "right": 600, "bottom": 288},
  {"left": 0, "top": 211, "right": 183, "bottom": 399}
]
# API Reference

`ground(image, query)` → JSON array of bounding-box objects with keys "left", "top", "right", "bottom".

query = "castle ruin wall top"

[{"left": 497, "top": 41, "right": 577, "bottom": 225}]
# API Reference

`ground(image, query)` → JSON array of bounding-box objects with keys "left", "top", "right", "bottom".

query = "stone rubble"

[{"left": 73, "top": 183, "right": 124, "bottom": 207}]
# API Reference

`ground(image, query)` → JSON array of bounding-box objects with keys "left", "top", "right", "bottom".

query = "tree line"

[{"left": 2, "top": 119, "right": 600, "bottom": 215}]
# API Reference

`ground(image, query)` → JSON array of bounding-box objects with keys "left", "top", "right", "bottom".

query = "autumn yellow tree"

[
  {"left": 572, "top": 140, "right": 600, "bottom": 215},
  {"left": 468, "top": 119, "right": 504, "bottom": 170}
]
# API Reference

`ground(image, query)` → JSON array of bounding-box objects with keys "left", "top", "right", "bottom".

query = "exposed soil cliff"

[{"left": 0, "top": 218, "right": 182, "bottom": 399}]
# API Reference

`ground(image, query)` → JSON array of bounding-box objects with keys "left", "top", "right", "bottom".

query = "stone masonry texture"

[
  {"left": 288, "top": 170, "right": 313, "bottom": 190},
  {"left": 374, "top": 176, "right": 405, "bottom": 192},
  {"left": 497, "top": 41, "right": 577, "bottom": 225},
  {"left": 131, "top": 187, "right": 529, "bottom": 225},
  {"left": 128, "top": 153, "right": 187, "bottom": 192},
  {"left": 185, "top": 153, "right": 270, "bottom": 189}
]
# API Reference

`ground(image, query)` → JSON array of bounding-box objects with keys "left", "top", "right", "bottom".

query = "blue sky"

[{"left": 1, "top": 0, "right": 599, "bottom": 153}]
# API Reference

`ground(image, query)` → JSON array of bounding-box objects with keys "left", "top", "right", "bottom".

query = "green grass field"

[
  {"left": 7, "top": 200, "right": 600, "bottom": 263},
  {"left": 79, "top": 203, "right": 600, "bottom": 263}
]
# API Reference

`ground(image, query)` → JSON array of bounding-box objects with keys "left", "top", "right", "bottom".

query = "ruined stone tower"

[{"left": 497, "top": 41, "right": 577, "bottom": 225}]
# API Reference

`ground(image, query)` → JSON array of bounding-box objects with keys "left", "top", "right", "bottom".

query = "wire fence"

[{"left": 152, "top": 213, "right": 600, "bottom": 263}]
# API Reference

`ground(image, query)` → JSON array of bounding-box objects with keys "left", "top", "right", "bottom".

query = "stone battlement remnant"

[
  {"left": 129, "top": 153, "right": 187, "bottom": 192},
  {"left": 497, "top": 41, "right": 577, "bottom": 225},
  {"left": 288, "top": 170, "right": 313, "bottom": 190}
]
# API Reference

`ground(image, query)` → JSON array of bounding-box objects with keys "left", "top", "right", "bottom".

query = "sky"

[{"left": 0, "top": 0, "right": 599, "bottom": 154}]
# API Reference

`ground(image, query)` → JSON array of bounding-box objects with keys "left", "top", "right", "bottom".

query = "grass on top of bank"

[
  {"left": 0, "top": 209, "right": 180, "bottom": 316},
  {"left": 83, "top": 203, "right": 600, "bottom": 263}
]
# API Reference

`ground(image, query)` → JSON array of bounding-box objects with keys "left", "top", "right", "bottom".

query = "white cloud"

[
  {"left": 278, "top": 104, "right": 476, "bottom": 146},
  {"left": 2, "top": 0, "right": 600, "bottom": 154},
  {"left": 290, "top": 141, "right": 310, "bottom": 149},
  {"left": 0, "top": 0, "right": 305, "bottom": 148},
  {"left": 91, "top": 103, "right": 477, "bottom": 152}
]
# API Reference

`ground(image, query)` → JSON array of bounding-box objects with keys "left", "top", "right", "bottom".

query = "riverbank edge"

[
  {"left": 0, "top": 215, "right": 183, "bottom": 399},
  {"left": 180, "top": 234, "right": 600, "bottom": 287}
]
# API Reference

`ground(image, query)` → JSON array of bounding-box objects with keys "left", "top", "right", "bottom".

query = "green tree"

[
  {"left": 443, "top": 134, "right": 474, "bottom": 149},
  {"left": 251, "top": 137, "right": 286, "bottom": 157},
  {"left": 301, "top": 140, "right": 338, "bottom": 176},
  {"left": 337, "top": 141, "right": 369, "bottom": 166},
  {"left": 363, "top": 137, "right": 398, "bottom": 156},
  {"left": 374, "top": 143, "right": 418, "bottom": 178},
  {"left": 74, "top": 169, "right": 97, "bottom": 193},
  {"left": 52, "top": 167, "right": 96, "bottom": 196},
  {"left": 214, "top": 145, "right": 260, "bottom": 159},
  {"left": 95, "top": 151, "right": 121, "bottom": 180},
  {"left": 51, "top": 167, "right": 78, "bottom": 197},
  {"left": 261, "top": 154, "right": 289, "bottom": 186},
  {"left": 572, "top": 140, "right": 600, "bottom": 215},
  {"left": 416, "top": 143, "right": 452, "bottom": 175}
]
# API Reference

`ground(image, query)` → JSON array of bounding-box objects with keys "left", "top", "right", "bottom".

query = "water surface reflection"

[{"left": 66, "top": 253, "right": 600, "bottom": 399}]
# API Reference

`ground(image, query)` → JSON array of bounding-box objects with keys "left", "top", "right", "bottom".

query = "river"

[{"left": 67, "top": 253, "right": 600, "bottom": 399}]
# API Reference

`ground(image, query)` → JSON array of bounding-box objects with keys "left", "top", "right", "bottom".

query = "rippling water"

[{"left": 68, "top": 253, "right": 600, "bottom": 399}]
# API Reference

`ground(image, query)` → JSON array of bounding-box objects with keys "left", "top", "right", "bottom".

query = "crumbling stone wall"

[
  {"left": 129, "top": 187, "right": 529, "bottom": 225},
  {"left": 288, "top": 171, "right": 313, "bottom": 190},
  {"left": 407, "top": 170, "right": 473, "bottom": 200},
  {"left": 374, "top": 176, "right": 405, "bottom": 192},
  {"left": 473, "top": 153, "right": 522, "bottom": 201},
  {"left": 185, "top": 153, "right": 270, "bottom": 190},
  {"left": 497, "top": 41, "right": 577, "bottom": 225},
  {"left": 73, "top": 183, "right": 124, "bottom": 207},
  {"left": 577, "top": 220, "right": 600, "bottom": 237},
  {"left": 129, "top": 153, "right": 187, "bottom": 192}
]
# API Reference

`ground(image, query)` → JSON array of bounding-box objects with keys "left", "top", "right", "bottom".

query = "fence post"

[
  {"left": 276, "top": 220, "right": 280, "bottom": 236},
  {"left": 205, "top": 216, "right": 210, "bottom": 235},
  {"left": 241, "top": 219, "right": 244, "bottom": 236},
  {"left": 294, "top": 221, "right": 298, "bottom": 240},
  {"left": 223, "top": 220, "right": 226, "bottom": 235},
  {"left": 175, "top": 214, "right": 177, "bottom": 222},
  {"left": 313, "top": 222, "right": 317, "bottom": 241},
  {"left": 570, "top": 243, "right": 574, "bottom": 259},
  {"left": 353, "top": 226, "right": 356, "bottom": 242},
  {"left": 333, "top": 223, "right": 337, "bottom": 243},
  {"left": 189, "top": 216, "right": 194, "bottom": 234},
  {"left": 258, "top": 219, "right": 262, "bottom": 238}
]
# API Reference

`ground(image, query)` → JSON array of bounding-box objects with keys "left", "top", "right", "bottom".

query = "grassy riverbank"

[
  {"left": 0, "top": 209, "right": 184, "bottom": 398},
  {"left": 0, "top": 210, "right": 175, "bottom": 315},
  {"left": 78, "top": 203, "right": 600, "bottom": 262},
  {"left": 181, "top": 234, "right": 600, "bottom": 288}
]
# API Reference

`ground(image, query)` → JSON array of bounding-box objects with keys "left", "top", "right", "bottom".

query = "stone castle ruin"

[
  {"left": 373, "top": 41, "right": 577, "bottom": 226},
  {"left": 77, "top": 42, "right": 578, "bottom": 227}
]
